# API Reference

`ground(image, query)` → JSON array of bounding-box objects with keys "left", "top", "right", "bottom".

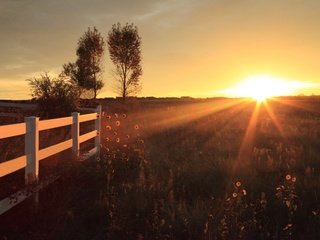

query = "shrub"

[{"left": 27, "top": 73, "right": 80, "bottom": 118}]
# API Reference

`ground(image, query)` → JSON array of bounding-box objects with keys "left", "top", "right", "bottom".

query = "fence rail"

[
  {"left": 0, "top": 105, "right": 102, "bottom": 214},
  {"left": 0, "top": 122, "right": 27, "bottom": 138}
]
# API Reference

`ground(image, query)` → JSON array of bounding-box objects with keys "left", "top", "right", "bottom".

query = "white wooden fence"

[{"left": 0, "top": 105, "right": 102, "bottom": 214}]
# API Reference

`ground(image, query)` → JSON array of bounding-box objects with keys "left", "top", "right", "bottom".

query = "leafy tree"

[
  {"left": 63, "top": 27, "right": 105, "bottom": 99},
  {"left": 107, "top": 23, "right": 142, "bottom": 100},
  {"left": 27, "top": 73, "right": 80, "bottom": 118}
]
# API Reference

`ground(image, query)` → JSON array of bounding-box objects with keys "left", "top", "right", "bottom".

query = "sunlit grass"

[{"left": 2, "top": 98, "right": 320, "bottom": 239}]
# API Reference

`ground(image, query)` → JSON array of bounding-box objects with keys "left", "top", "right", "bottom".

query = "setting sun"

[
  {"left": 237, "top": 75, "right": 287, "bottom": 102},
  {"left": 222, "top": 75, "right": 315, "bottom": 101}
]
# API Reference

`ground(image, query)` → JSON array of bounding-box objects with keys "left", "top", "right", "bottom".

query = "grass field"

[{"left": 1, "top": 97, "right": 320, "bottom": 239}]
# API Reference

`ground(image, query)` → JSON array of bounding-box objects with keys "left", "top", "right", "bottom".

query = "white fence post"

[
  {"left": 25, "top": 117, "right": 39, "bottom": 185},
  {"left": 95, "top": 105, "right": 102, "bottom": 154},
  {"left": 72, "top": 112, "right": 80, "bottom": 157}
]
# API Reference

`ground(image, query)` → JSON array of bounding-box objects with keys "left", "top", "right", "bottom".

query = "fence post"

[
  {"left": 25, "top": 116, "right": 39, "bottom": 185},
  {"left": 95, "top": 105, "right": 102, "bottom": 155},
  {"left": 72, "top": 112, "right": 80, "bottom": 157}
]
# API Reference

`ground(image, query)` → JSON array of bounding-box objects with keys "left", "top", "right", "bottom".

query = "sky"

[{"left": 1, "top": 0, "right": 320, "bottom": 99}]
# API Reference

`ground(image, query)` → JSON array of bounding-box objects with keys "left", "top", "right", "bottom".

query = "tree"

[
  {"left": 107, "top": 23, "right": 142, "bottom": 100},
  {"left": 63, "top": 27, "right": 105, "bottom": 99},
  {"left": 27, "top": 73, "right": 80, "bottom": 118}
]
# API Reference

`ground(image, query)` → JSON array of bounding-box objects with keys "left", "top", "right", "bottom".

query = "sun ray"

[
  {"left": 234, "top": 101, "right": 261, "bottom": 170},
  {"left": 202, "top": 100, "right": 252, "bottom": 150},
  {"left": 262, "top": 101, "right": 286, "bottom": 138},
  {"left": 128, "top": 98, "right": 246, "bottom": 134},
  {"left": 270, "top": 97, "right": 320, "bottom": 114}
]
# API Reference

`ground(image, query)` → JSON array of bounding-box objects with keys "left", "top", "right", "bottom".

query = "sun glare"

[{"left": 223, "top": 75, "right": 313, "bottom": 102}]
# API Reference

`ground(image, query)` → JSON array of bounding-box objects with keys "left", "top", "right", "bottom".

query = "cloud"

[{"left": 4, "top": 64, "right": 24, "bottom": 70}]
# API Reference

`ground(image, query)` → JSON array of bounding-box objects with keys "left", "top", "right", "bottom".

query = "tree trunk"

[
  {"left": 93, "top": 89, "right": 97, "bottom": 99},
  {"left": 122, "top": 89, "right": 126, "bottom": 102},
  {"left": 122, "top": 74, "right": 126, "bottom": 101},
  {"left": 93, "top": 72, "right": 97, "bottom": 99}
]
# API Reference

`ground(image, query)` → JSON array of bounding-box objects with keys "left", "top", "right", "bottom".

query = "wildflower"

[
  {"left": 285, "top": 174, "right": 291, "bottom": 181},
  {"left": 134, "top": 124, "right": 139, "bottom": 130},
  {"left": 114, "top": 113, "right": 118, "bottom": 118},
  {"left": 235, "top": 181, "right": 241, "bottom": 187},
  {"left": 126, "top": 134, "right": 130, "bottom": 139},
  {"left": 106, "top": 115, "right": 111, "bottom": 119},
  {"left": 204, "top": 222, "right": 209, "bottom": 234},
  {"left": 116, "top": 137, "right": 120, "bottom": 143},
  {"left": 283, "top": 223, "right": 293, "bottom": 231},
  {"left": 106, "top": 125, "right": 112, "bottom": 130},
  {"left": 232, "top": 192, "right": 238, "bottom": 198},
  {"left": 292, "top": 176, "right": 297, "bottom": 182},
  {"left": 161, "top": 219, "right": 165, "bottom": 226},
  {"left": 285, "top": 200, "right": 291, "bottom": 207},
  {"left": 242, "top": 189, "right": 247, "bottom": 196},
  {"left": 115, "top": 121, "right": 120, "bottom": 126},
  {"left": 122, "top": 113, "right": 127, "bottom": 118}
]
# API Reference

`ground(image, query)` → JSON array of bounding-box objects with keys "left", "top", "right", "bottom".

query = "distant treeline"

[{"left": 1, "top": 95, "right": 320, "bottom": 103}]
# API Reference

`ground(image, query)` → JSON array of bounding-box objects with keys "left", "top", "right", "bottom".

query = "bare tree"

[
  {"left": 62, "top": 27, "right": 105, "bottom": 99},
  {"left": 107, "top": 23, "right": 142, "bottom": 100}
]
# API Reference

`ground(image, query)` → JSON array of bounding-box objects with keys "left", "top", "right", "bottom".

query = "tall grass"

[{"left": 1, "top": 98, "right": 320, "bottom": 239}]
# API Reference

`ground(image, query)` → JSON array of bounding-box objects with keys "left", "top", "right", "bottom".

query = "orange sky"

[{"left": 1, "top": 0, "right": 320, "bottom": 99}]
